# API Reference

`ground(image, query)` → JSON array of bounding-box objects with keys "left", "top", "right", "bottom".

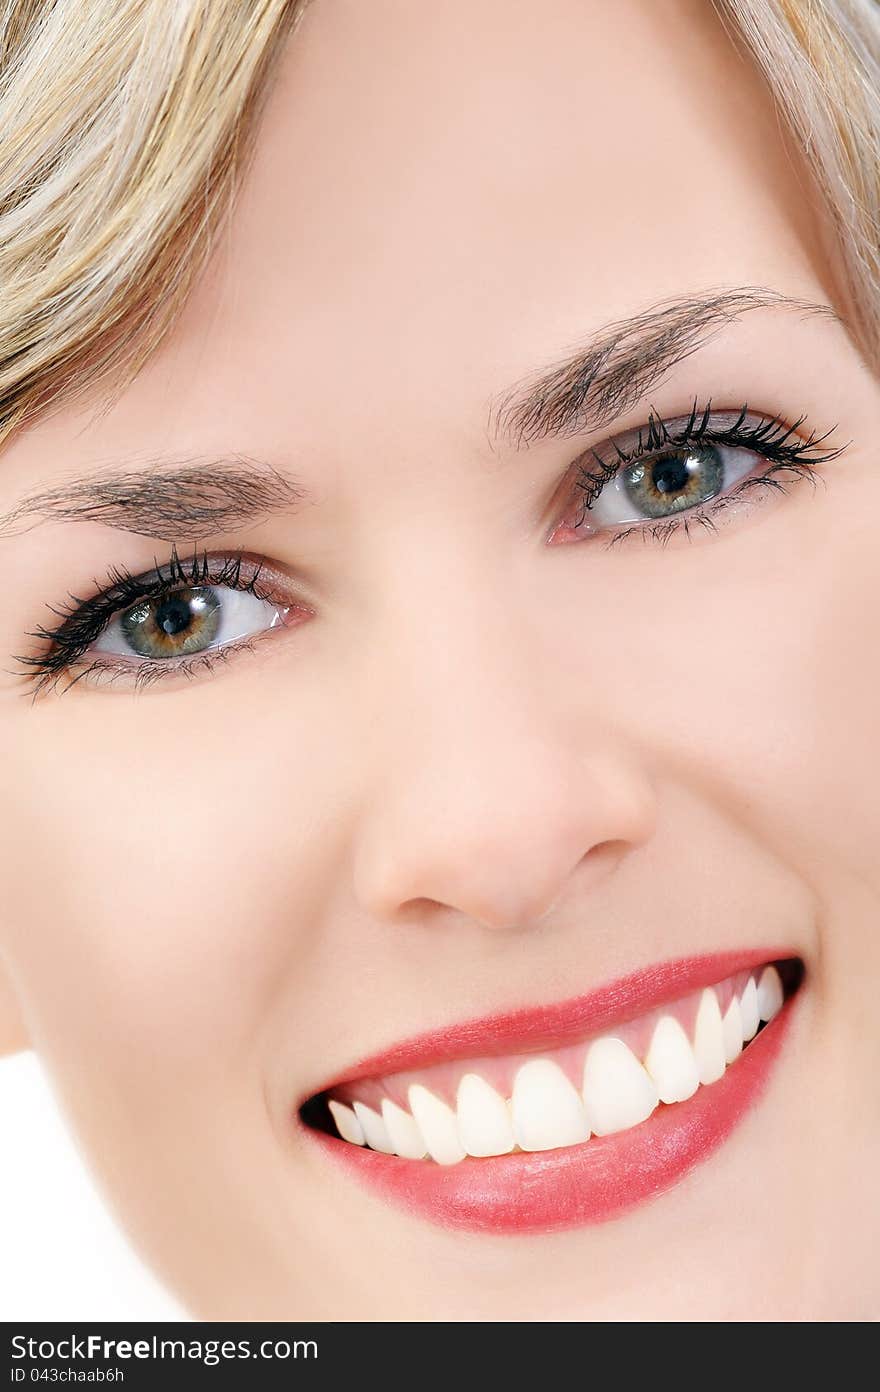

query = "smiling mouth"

[{"left": 299, "top": 951, "right": 803, "bottom": 1233}]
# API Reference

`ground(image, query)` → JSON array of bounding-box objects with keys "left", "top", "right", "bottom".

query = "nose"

[{"left": 351, "top": 595, "right": 657, "bottom": 934}]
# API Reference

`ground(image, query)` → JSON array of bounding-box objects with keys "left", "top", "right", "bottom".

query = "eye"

[
  {"left": 555, "top": 400, "right": 847, "bottom": 546},
  {"left": 13, "top": 547, "right": 307, "bottom": 698},
  {"left": 586, "top": 438, "right": 753, "bottom": 527},
  {"left": 92, "top": 583, "right": 287, "bottom": 662}
]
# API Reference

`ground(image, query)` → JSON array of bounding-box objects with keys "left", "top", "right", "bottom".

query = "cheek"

[
  {"left": 0, "top": 697, "right": 350, "bottom": 1299},
  {"left": 589, "top": 464, "right": 879, "bottom": 904},
  {"left": 734, "top": 487, "right": 874, "bottom": 871},
  {"left": 0, "top": 693, "right": 335, "bottom": 1144}
]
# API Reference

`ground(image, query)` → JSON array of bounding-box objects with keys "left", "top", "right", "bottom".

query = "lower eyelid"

[
  {"left": 27, "top": 591, "right": 306, "bottom": 699},
  {"left": 51, "top": 627, "right": 286, "bottom": 696},
  {"left": 553, "top": 459, "right": 819, "bottom": 549},
  {"left": 598, "top": 465, "right": 822, "bottom": 551}
]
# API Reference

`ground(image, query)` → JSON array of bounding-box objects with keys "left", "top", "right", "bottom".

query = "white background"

[{"left": 0, "top": 1052, "right": 186, "bottom": 1320}]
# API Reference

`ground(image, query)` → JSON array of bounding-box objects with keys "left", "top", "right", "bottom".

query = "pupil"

[
  {"left": 120, "top": 585, "right": 221, "bottom": 658},
  {"left": 156, "top": 594, "right": 196, "bottom": 637},
  {"left": 652, "top": 452, "right": 691, "bottom": 495}
]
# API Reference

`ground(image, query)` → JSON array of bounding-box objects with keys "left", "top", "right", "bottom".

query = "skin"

[{"left": 0, "top": 0, "right": 878, "bottom": 1320}]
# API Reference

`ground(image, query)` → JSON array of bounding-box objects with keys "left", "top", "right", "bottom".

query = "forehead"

[
  {"left": 185, "top": 0, "right": 827, "bottom": 417},
  {"left": 24, "top": 0, "right": 835, "bottom": 473}
]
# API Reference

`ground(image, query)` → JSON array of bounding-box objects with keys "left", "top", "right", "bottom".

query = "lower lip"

[{"left": 306, "top": 993, "right": 797, "bottom": 1234}]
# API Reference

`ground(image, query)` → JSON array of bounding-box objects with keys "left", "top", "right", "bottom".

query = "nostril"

[{"left": 351, "top": 747, "right": 656, "bottom": 934}]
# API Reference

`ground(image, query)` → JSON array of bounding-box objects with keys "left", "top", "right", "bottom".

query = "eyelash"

[
  {"left": 13, "top": 397, "right": 848, "bottom": 698},
  {"left": 12, "top": 545, "right": 286, "bottom": 700},
  {"left": 569, "top": 397, "right": 848, "bottom": 548}
]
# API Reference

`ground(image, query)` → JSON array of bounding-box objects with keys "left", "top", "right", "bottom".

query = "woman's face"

[{"left": 1, "top": 0, "right": 878, "bottom": 1320}]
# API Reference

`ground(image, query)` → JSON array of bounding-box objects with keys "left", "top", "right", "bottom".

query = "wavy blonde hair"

[
  {"left": 0, "top": 0, "right": 306, "bottom": 449},
  {"left": 0, "top": 0, "right": 877, "bottom": 452},
  {"left": 715, "top": 0, "right": 880, "bottom": 363}
]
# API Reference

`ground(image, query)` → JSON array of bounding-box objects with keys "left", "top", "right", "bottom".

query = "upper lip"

[{"left": 303, "top": 946, "right": 795, "bottom": 1104}]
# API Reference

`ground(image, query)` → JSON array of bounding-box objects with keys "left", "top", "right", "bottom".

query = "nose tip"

[
  {"left": 388, "top": 851, "right": 572, "bottom": 936},
  {"left": 352, "top": 747, "right": 656, "bottom": 934},
  {"left": 391, "top": 837, "right": 630, "bottom": 934}
]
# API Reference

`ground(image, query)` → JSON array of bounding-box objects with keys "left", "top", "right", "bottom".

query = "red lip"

[
  {"left": 302, "top": 950, "right": 800, "bottom": 1234},
  {"left": 310, "top": 948, "right": 792, "bottom": 1093}
]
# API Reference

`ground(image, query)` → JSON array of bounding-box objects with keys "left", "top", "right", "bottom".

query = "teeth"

[
  {"left": 325, "top": 961, "right": 792, "bottom": 1164},
  {"left": 456, "top": 1073, "right": 516, "bottom": 1157},
  {"left": 721, "top": 995, "right": 744, "bottom": 1065},
  {"left": 581, "top": 1037, "right": 658, "bottom": 1136},
  {"left": 644, "top": 1016, "right": 701, "bottom": 1104},
  {"left": 328, "top": 1099, "right": 365, "bottom": 1145},
  {"left": 408, "top": 1084, "right": 466, "bottom": 1165},
  {"left": 757, "top": 964, "right": 784, "bottom": 1022},
  {"left": 740, "top": 977, "right": 760, "bottom": 1041},
  {"left": 381, "top": 1098, "right": 427, "bottom": 1159},
  {"left": 693, "top": 988, "right": 726, "bottom": 1085},
  {"left": 511, "top": 1059, "right": 590, "bottom": 1152},
  {"left": 352, "top": 1101, "right": 396, "bottom": 1154}
]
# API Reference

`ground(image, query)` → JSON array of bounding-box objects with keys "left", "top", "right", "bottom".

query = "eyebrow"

[
  {"left": 0, "top": 285, "right": 843, "bottom": 543},
  {"left": 486, "top": 284, "right": 842, "bottom": 451},
  {"left": 0, "top": 454, "right": 311, "bottom": 543}
]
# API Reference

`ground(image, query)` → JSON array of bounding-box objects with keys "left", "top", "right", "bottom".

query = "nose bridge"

[
  {"left": 361, "top": 525, "right": 562, "bottom": 772},
  {"left": 349, "top": 543, "right": 656, "bottom": 932}
]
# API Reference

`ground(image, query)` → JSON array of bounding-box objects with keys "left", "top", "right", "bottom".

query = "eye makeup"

[
  {"left": 10, "top": 543, "right": 306, "bottom": 700},
  {"left": 562, "top": 397, "right": 848, "bottom": 548},
  {"left": 9, "top": 396, "right": 849, "bottom": 698}
]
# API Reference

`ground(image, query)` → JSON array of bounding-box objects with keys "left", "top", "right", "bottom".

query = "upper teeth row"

[{"left": 325, "top": 965, "right": 784, "bottom": 1165}]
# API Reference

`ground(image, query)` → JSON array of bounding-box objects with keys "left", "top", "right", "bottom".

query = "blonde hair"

[
  {"left": 0, "top": 0, "right": 307, "bottom": 449},
  {"left": 0, "top": 0, "right": 877, "bottom": 452},
  {"left": 714, "top": 0, "right": 880, "bottom": 365}
]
